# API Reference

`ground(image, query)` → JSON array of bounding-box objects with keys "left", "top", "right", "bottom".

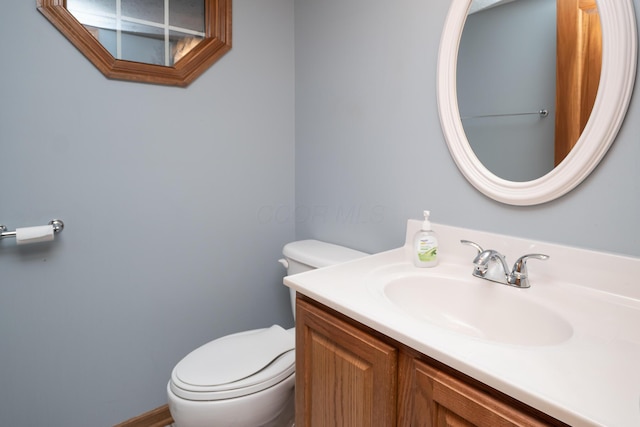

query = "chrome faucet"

[{"left": 461, "top": 240, "right": 549, "bottom": 288}]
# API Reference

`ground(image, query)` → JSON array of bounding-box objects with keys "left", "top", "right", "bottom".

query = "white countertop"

[{"left": 284, "top": 221, "right": 640, "bottom": 427}]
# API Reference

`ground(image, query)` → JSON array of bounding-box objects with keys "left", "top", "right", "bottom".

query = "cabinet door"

[
  {"left": 296, "top": 298, "right": 398, "bottom": 427},
  {"left": 407, "top": 358, "right": 549, "bottom": 427}
]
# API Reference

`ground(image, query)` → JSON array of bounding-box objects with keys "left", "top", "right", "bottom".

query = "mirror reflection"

[
  {"left": 457, "top": 0, "right": 601, "bottom": 182},
  {"left": 66, "top": 0, "right": 205, "bottom": 66}
]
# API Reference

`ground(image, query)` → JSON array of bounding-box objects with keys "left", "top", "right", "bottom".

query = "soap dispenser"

[{"left": 413, "top": 210, "right": 438, "bottom": 268}]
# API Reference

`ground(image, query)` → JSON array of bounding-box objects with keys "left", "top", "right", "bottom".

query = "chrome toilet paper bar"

[{"left": 0, "top": 219, "right": 64, "bottom": 239}]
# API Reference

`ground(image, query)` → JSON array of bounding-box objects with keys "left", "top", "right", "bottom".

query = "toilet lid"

[{"left": 170, "top": 326, "right": 295, "bottom": 401}]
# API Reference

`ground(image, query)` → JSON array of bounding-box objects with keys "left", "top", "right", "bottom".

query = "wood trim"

[
  {"left": 113, "top": 404, "right": 173, "bottom": 427},
  {"left": 554, "top": 0, "right": 601, "bottom": 165}
]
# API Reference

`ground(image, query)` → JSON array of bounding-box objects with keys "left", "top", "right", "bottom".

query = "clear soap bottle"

[{"left": 413, "top": 210, "right": 438, "bottom": 268}]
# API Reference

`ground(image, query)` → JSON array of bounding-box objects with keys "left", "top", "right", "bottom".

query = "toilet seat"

[{"left": 170, "top": 326, "right": 295, "bottom": 401}]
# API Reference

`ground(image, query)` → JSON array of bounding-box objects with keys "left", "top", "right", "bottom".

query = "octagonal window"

[{"left": 37, "top": 0, "right": 231, "bottom": 87}]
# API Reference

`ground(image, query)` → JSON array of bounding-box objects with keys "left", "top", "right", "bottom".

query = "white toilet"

[{"left": 167, "top": 240, "right": 367, "bottom": 427}]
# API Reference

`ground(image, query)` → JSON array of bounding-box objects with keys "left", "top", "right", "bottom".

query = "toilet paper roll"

[{"left": 15, "top": 225, "right": 55, "bottom": 245}]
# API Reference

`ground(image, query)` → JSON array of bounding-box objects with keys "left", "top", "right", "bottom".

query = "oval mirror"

[{"left": 438, "top": 0, "right": 637, "bottom": 205}]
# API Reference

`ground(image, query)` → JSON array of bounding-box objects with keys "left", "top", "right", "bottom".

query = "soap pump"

[{"left": 413, "top": 210, "right": 438, "bottom": 268}]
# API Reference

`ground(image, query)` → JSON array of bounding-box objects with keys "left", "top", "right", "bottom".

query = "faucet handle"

[
  {"left": 509, "top": 253, "right": 549, "bottom": 288},
  {"left": 460, "top": 240, "right": 484, "bottom": 254}
]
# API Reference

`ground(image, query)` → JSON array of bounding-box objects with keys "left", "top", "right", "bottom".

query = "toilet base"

[
  {"left": 262, "top": 391, "right": 294, "bottom": 427},
  {"left": 167, "top": 373, "right": 295, "bottom": 427}
]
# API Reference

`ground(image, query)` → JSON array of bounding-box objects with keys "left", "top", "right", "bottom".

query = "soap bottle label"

[{"left": 417, "top": 236, "right": 438, "bottom": 262}]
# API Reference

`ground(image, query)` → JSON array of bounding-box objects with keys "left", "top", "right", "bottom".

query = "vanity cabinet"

[
  {"left": 296, "top": 296, "right": 566, "bottom": 427},
  {"left": 295, "top": 297, "right": 398, "bottom": 426}
]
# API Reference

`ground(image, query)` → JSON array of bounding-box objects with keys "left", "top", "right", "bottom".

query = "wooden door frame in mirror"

[
  {"left": 437, "top": 0, "right": 637, "bottom": 205},
  {"left": 37, "top": 0, "right": 231, "bottom": 87}
]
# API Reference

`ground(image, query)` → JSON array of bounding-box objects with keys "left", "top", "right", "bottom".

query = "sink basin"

[{"left": 373, "top": 271, "right": 573, "bottom": 346}]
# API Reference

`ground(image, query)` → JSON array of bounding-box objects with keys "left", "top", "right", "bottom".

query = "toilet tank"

[{"left": 280, "top": 240, "right": 368, "bottom": 319}]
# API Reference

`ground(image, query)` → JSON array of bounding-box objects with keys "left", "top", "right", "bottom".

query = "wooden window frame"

[{"left": 37, "top": 0, "right": 232, "bottom": 87}]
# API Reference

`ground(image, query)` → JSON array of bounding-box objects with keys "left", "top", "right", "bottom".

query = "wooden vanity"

[{"left": 296, "top": 296, "right": 568, "bottom": 427}]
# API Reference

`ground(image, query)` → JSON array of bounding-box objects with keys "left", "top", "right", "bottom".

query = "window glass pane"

[
  {"left": 87, "top": 26, "right": 117, "bottom": 57},
  {"left": 67, "top": 0, "right": 116, "bottom": 17},
  {"left": 65, "top": 0, "right": 208, "bottom": 68},
  {"left": 121, "top": 25, "right": 166, "bottom": 65},
  {"left": 122, "top": 0, "right": 165, "bottom": 25},
  {"left": 170, "top": 0, "right": 205, "bottom": 33},
  {"left": 67, "top": 0, "right": 116, "bottom": 30}
]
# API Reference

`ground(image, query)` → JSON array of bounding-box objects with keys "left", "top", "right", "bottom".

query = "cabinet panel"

[
  {"left": 411, "top": 358, "right": 549, "bottom": 427},
  {"left": 296, "top": 298, "right": 398, "bottom": 426}
]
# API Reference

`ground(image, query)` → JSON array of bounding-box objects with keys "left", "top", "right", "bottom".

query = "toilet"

[{"left": 167, "top": 240, "right": 367, "bottom": 427}]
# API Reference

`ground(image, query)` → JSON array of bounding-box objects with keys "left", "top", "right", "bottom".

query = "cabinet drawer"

[{"left": 410, "top": 359, "right": 549, "bottom": 427}]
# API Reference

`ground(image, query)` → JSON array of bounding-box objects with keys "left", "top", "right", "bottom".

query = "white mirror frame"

[{"left": 438, "top": 0, "right": 637, "bottom": 205}]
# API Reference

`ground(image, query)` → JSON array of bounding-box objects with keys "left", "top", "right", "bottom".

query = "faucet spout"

[{"left": 473, "top": 249, "right": 511, "bottom": 284}]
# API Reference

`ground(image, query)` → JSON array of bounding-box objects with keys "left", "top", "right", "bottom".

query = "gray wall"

[
  {"left": 295, "top": 0, "right": 640, "bottom": 258},
  {"left": 0, "top": 1, "right": 294, "bottom": 426}
]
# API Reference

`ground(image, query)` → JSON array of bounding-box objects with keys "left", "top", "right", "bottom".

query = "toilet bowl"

[{"left": 167, "top": 240, "right": 367, "bottom": 427}]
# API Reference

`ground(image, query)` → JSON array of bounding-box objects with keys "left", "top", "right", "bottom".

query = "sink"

[{"left": 371, "top": 269, "right": 573, "bottom": 346}]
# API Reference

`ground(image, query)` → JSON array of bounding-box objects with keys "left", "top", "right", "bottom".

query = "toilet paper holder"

[{"left": 0, "top": 219, "right": 64, "bottom": 240}]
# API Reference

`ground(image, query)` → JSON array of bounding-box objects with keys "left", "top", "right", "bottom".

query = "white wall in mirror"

[
  {"left": 458, "top": 0, "right": 556, "bottom": 182},
  {"left": 469, "top": 0, "right": 516, "bottom": 14}
]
